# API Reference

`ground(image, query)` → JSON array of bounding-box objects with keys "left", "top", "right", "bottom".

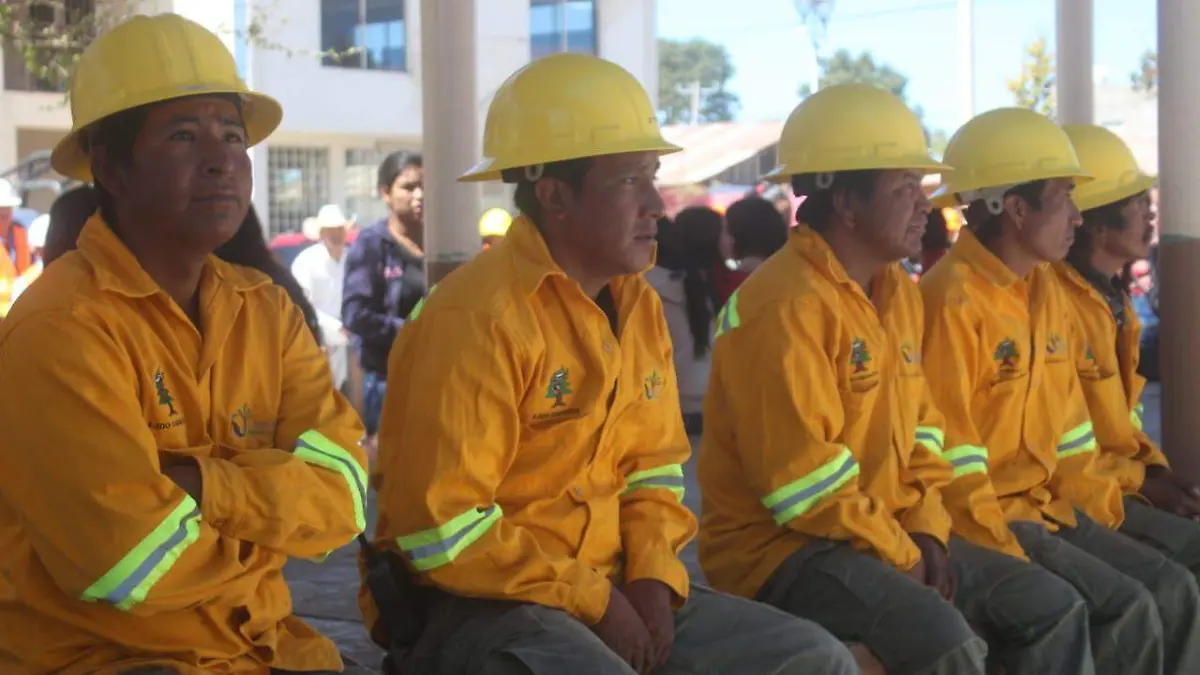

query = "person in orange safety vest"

[
  {"left": 923, "top": 107, "right": 1195, "bottom": 675},
  {"left": 0, "top": 14, "right": 371, "bottom": 675},
  {"left": 698, "top": 83, "right": 1092, "bottom": 675},
  {"left": 360, "top": 53, "right": 858, "bottom": 675}
]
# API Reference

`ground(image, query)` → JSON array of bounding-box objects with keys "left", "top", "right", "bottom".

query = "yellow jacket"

[
  {"left": 697, "top": 227, "right": 1021, "bottom": 602},
  {"left": 1052, "top": 262, "right": 1168, "bottom": 494},
  {"left": 920, "top": 229, "right": 1124, "bottom": 530},
  {"left": 0, "top": 217, "right": 368, "bottom": 675},
  {"left": 364, "top": 216, "right": 695, "bottom": 633}
]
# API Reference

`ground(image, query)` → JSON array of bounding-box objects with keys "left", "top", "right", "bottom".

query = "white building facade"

[{"left": 0, "top": 0, "right": 657, "bottom": 233}]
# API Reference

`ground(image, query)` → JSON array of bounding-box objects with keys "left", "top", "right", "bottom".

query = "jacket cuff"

[
  {"left": 569, "top": 570, "right": 614, "bottom": 626},
  {"left": 900, "top": 498, "right": 953, "bottom": 547},
  {"left": 625, "top": 553, "right": 691, "bottom": 609},
  {"left": 193, "top": 456, "right": 246, "bottom": 534}
]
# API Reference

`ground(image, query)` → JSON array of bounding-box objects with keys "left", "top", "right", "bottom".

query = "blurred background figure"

[
  {"left": 479, "top": 206, "right": 513, "bottom": 249},
  {"left": 292, "top": 204, "right": 354, "bottom": 393},
  {"left": 42, "top": 186, "right": 99, "bottom": 266},
  {"left": 646, "top": 208, "right": 725, "bottom": 435}
]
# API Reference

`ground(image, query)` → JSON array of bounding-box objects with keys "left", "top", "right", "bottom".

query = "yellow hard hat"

[
  {"left": 459, "top": 53, "right": 680, "bottom": 183},
  {"left": 51, "top": 13, "right": 283, "bottom": 181},
  {"left": 1061, "top": 124, "right": 1155, "bottom": 212},
  {"left": 762, "top": 83, "right": 949, "bottom": 183},
  {"left": 931, "top": 108, "right": 1092, "bottom": 209},
  {"left": 479, "top": 207, "right": 513, "bottom": 237}
]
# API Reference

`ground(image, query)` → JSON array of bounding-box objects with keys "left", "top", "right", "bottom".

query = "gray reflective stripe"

[
  {"left": 396, "top": 504, "right": 503, "bottom": 571},
  {"left": 762, "top": 448, "right": 860, "bottom": 526}
]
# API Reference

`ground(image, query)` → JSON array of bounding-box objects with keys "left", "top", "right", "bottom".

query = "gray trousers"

[
  {"left": 123, "top": 668, "right": 376, "bottom": 674},
  {"left": 1012, "top": 508, "right": 1200, "bottom": 675},
  {"left": 426, "top": 584, "right": 857, "bottom": 675},
  {"left": 758, "top": 540, "right": 989, "bottom": 675}
]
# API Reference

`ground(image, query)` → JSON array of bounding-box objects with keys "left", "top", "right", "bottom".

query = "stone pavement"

[{"left": 285, "top": 384, "right": 1166, "bottom": 672}]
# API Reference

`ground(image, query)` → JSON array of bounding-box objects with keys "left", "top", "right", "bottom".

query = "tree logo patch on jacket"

[
  {"left": 849, "top": 337, "right": 872, "bottom": 374},
  {"left": 154, "top": 369, "right": 177, "bottom": 417},
  {"left": 545, "top": 367, "right": 573, "bottom": 408},
  {"left": 994, "top": 339, "right": 1020, "bottom": 370}
]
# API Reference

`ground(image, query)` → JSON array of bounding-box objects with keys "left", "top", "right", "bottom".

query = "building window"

[
  {"left": 321, "top": 0, "right": 407, "bottom": 71},
  {"left": 268, "top": 147, "right": 330, "bottom": 235},
  {"left": 530, "top": 0, "right": 596, "bottom": 60},
  {"left": 345, "top": 148, "right": 390, "bottom": 225}
]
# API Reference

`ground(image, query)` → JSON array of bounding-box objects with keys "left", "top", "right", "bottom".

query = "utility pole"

[{"left": 690, "top": 80, "right": 701, "bottom": 125}]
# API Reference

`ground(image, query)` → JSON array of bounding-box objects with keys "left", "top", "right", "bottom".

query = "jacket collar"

[
  {"left": 508, "top": 214, "right": 648, "bottom": 302},
  {"left": 952, "top": 227, "right": 1026, "bottom": 288},
  {"left": 78, "top": 214, "right": 270, "bottom": 298}
]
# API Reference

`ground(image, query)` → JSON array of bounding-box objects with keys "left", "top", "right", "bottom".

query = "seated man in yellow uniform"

[
  {"left": 360, "top": 53, "right": 858, "bottom": 675},
  {"left": 697, "top": 83, "right": 1091, "bottom": 675},
  {"left": 1058, "top": 120, "right": 1200, "bottom": 614},
  {"left": 923, "top": 107, "right": 1196, "bottom": 675},
  {"left": 0, "top": 14, "right": 370, "bottom": 675}
]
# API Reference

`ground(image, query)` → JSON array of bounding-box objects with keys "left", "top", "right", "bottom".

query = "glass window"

[
  {"left": 345, "top": 147, "right": 393, "bottom": 226},
  {"left": 268, "top": 147, "right": 330, "bottom": 236},
  {"left": 530, "top": 0, "right": 596, "bottom": 60},
  {"left": 321, "top": 0, "right": 407, "bottom": 72}
]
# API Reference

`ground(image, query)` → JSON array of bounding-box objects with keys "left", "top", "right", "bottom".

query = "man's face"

[
  {"left": 850, "top": 169, "right": 930, "bottom": 260},
  {"left": 102, "top": 96, "right": 251, "bottom": 253},
  {"left": 1102, "top": 190, "right": 1155, "bottom": 262},
  {"left": 1013, "top": 178, "right": 1081, "bottom": 262},
  {"left": 558, "top": 151, "right": 665, "bottom": 277},
  {"left": 381, "top": 165, "right": 424, "bottom": 227},
  {"left": 320, "top": 226, "right": 348, "bottom": 248}
]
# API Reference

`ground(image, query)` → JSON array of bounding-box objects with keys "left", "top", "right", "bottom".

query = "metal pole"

[
  {"left": 420, "top": 0, "right": 482, "bottom": 284},
  {"left": 1156, "top": 0, "right": 1200, "bottom": 482},
  {"left": 1055, "top": 0, "right": 1094, "bottom": 124}
]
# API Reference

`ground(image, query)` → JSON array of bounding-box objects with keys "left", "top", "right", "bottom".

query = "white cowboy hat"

[
  {"left": 27, "top": 214, "right": 49, "bottom": 248},
  {"left": 0, "top": 179, "right": 22, "bottom": 208},
  {"left": 303, "top": 203, "right": 355, "bottom": 240}
]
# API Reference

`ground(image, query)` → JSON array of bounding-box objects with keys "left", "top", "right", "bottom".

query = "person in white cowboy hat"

[
  {"left": 0, "top": 13, "right": 370, "bottom": 675},
  {"left": 292, "top": 203, "right": 355, "bottom": 391}
]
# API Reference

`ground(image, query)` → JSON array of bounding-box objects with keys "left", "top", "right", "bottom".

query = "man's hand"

[
  {"left": 1141, "top": 466, "right": 1200, "bottom": 520},
  {"left": 912, "top": 533, "right": 957, "bottom": 601},
  {"left": 620, "top": 579, "right": 676, "bottom": 672},
  {"left": 161, "top": 457, "right": 204, "bottom": 503},
  {"left": 591, "top": 586, "right": 656, "bottom": 674}
]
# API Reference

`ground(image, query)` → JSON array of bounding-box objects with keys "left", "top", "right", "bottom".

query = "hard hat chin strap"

[
  {"left": 524, "top": 164, "right": 545, "bottom": 182},
  {"left": 958, "top": 184, "right": 1018, "bottom": 217},
  {"left": 814, "top": 172, "right": 835, "bottom": 190}
]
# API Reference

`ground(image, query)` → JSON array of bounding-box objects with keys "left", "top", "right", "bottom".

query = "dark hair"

[
  {"left": 43, "top": 185, "right": 99, "bottom": 265},
  {"left": 792, "top": 170, "right": 880, "bottom": 232},
  {"left": 659, "top": 207, "right": 724, "bottom": 357},
  {"left": 922, "top": 207, "right": 950, "bottom": 253},
  {"left": 726, "top": 196, "right": 789, "bottom": 259},
  {"left": 510, "top": 158, "right": 594, "bottom": 226},
  {"left": 1067, "top": 194, "right": 1138, "bottom": 290},
  {"left": 377, "top": 150, "right": 423, "bottom": 191},
  {"left": 965, "top": 180, "right": 1046, "bottom": 244},
  {"left": 215, "top": 206, "right": 323, "bottom": 345}
]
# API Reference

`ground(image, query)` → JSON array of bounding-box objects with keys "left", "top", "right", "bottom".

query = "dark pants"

[
  {"left": 362, "top": 370, "right": 388, "bottom": 436},
  {"left": 123, "top": 668, "right": 375, "bottom": 674}
]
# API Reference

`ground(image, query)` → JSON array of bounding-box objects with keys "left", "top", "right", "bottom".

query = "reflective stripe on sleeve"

[
  {"left": 943, "top": 444, "right": 989, "bottom": 479},
  {"left": 295, "top": 430, "right": 369, "bottom": 534},
  {"left": 396, "top": 504, "right": 503, "bottom": 571},
  {"left": 761, "top": 447, "right": 859, "bottom": 526},
  {"left": 1131, "top": 403, "right": 1145, "bottom": 432},
  {"left": 622, "top": 464, "right": 685, "bottom": 501},
  {"left": 714, "top": 291, "right": 741, "bottom": 338},
  {"left": 915, "top": 425, "right": 945, "bottom": 455},
  {"left": 1057, "top": 421, "right": 1098, "bottom": 460}
]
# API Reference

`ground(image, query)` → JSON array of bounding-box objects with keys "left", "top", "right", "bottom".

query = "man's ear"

[
  {"left": 831, "top": 188, "right": 857, "bottom": 230},
  {"left": 1002, "top": 193, "right": 1029, "bottom": 230},
  {"left": 533, "top": 177, "right": 574, "bottom": 224},
  {"left": 90, "top": 145, "right": 127, "bottom": 200}
]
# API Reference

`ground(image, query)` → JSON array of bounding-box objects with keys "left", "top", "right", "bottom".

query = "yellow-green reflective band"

[
  {"left": 943, "top": 444, "right": 989, "bottom": 479},
  {"left": 295, "top": 430, "right": 369, "bottom": 534},
  {"left": 762, "top": 447, "right": 859, "bottom": 526},
  {"left": 396, "top": 504, "right": 503, "bottom": 571},
  {"left": 81, "top": 496, "right": 202, "bottom": 610},
  {"left": 714, "top": 291, "right": 741, "bottom": 338},
  {"left": 1131, "top": 403, "right": 1145, "bottom": 431},
  {"left": 915, "top": 426, "right": 945, "bottom": 455},
  {"left": 1058, "top": 421, "right": 1098, "bottom": 460},
  {"left": 622, "top": 464, "right": 685, "bottom": 501},
  {"left": 408, "top": 283, "right": 439, "bottom": 321}
]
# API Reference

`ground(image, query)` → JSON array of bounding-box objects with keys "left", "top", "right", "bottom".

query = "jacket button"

[
  {"left": 573, "top": 486, "right": 585, "bottom": 496},
  {"left": 603, "top": 342, "right": 614, "bottom": 353}
]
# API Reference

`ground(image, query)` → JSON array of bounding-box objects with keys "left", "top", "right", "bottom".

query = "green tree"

[
  {"left": 0, "top": 0, "right": 353, "bottom": 93},
  {"left": 1008, "top": 37, "right": 1056, "bottom": 117},
  {"left": 1130, "top": 49, "right": 1157, "bottom": 94},
  {"left": 658, "top": 38, "right": 740, "bottom": 124}
]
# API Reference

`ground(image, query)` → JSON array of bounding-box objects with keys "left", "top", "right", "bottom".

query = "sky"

[{"left": 656, "top": 0, "right": 1157, "bottom": 135}]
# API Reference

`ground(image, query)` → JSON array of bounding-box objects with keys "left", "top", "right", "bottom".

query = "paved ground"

[{"left": 286, "top": 383, "right": 1166, "bottom": 672}]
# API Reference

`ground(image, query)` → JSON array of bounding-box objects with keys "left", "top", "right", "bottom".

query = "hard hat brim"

[
  {"left": 760, "top": 156, "right": 952, "bottom": 184},
  {"left": 51, "top": 88, "right": 283, "bottom": 182},
  {"left": 1074, "top": 173, "right": 1156, "bottom": 212},
  {"left": 457, "top": 138, "right": 683, "bottom": 183},
  {"left": 932, "top": 168, "right": 1096, "bottom": 208}
]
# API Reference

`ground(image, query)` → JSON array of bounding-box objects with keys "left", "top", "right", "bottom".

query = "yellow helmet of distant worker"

[
  {"left": 479, "top": 208, "right": 513, "bottom": 238},
  {"left": 51, "top": 13, "right": 282, "bottom": 181},
  {"left": 932, "top": 108, "right": 1092, "bottom": 211},
  {"left": 1061, "top": 124, "right": 1155, "bottom": 212},
  {"left": 762, "top": 83, "right": 949, "bottom": 183},
  {"left": 459, "top": 53, "right": 680, "bottom": 183}
]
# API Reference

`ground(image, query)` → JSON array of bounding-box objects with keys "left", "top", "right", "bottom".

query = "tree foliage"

[
  {"left": 1130, "top": 49, "right": 1157, "bottom": 94},
  {"left": 1008, "top": 37, "right": 1056, "bottom": 117},
  {"left": 658, "top": 37, "right": 740, "bottom": 124},
  {"left": 0, "top": 0, "right": 353, "bottom": 93}
]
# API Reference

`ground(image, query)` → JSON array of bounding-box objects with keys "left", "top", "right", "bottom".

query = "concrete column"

[
  {"left": 1055, "top": 0, "right": 1094, "bottom": 125},
  {"left": 1156, "top": 0, "right": 1200, "bottom": 482},
  {"left": 420, "top": 0, "right": 482, "bottom": 284}
]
